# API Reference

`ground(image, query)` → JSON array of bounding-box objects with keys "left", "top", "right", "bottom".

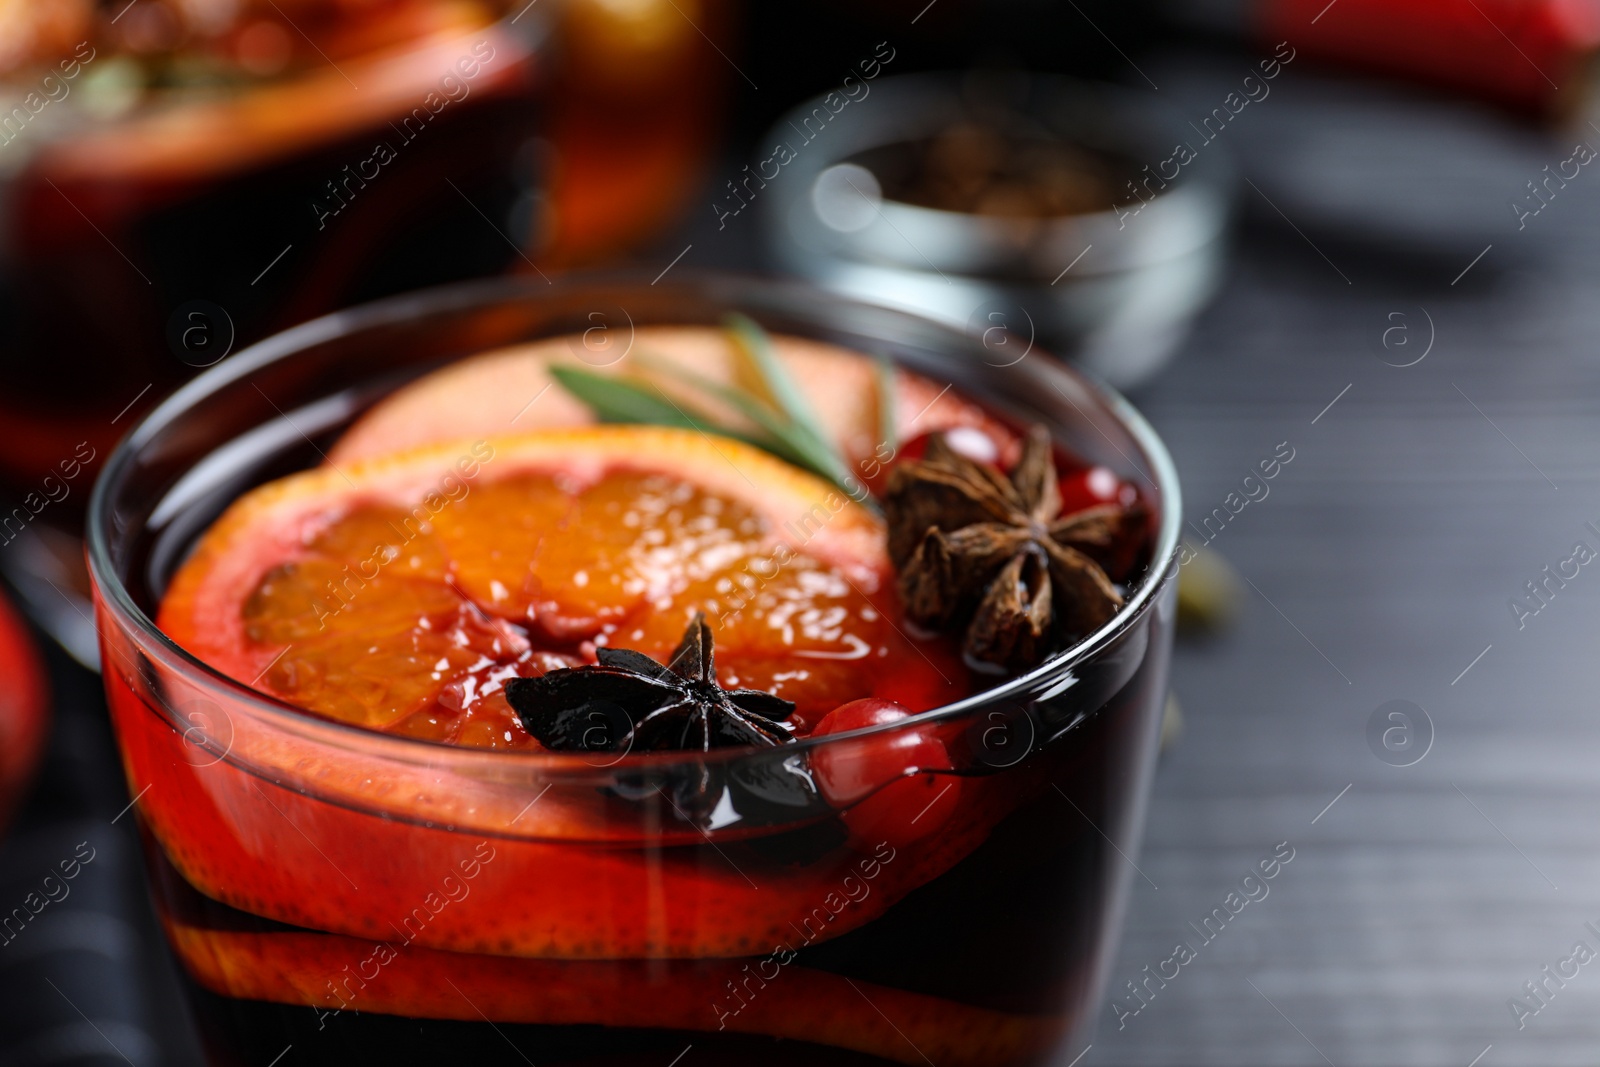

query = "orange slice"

[
  {"left": 166, "top": 919, "right": 1060, "bottom": 1067},
  {"left": 159, "top": 426, "right": 962, "bottom": 748},
  {"left": 328, "top": 326, "right": 1018, "bottom": 473}
]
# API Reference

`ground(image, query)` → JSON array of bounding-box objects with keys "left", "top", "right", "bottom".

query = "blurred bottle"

[{"left": 540, "top": 0, "right": 727, "bottom": 266}]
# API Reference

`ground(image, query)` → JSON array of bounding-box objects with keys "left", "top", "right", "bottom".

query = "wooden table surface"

[{"left": 1094, "top": 58, "right": 1600, "bottom": 1067}]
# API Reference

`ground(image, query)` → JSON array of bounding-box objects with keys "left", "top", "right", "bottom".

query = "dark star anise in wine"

[
  {"left": 884, "top": 426, "right": 1140, "bottom": 672},
  {"left": 504, "top": 613, "right": 797, "bottom": 754}
]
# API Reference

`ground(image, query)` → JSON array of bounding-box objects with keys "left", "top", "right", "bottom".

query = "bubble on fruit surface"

[
  {"left": 966, "top": 299, "right": 1035, "bottom": 368},
  {"left": 968, "top": 701, "right": 1036, "bottom": 768},
  {"left": 565, "top": 305, "right": 634, "bottom": 368},
  {"left": 1366, "top": 699, "right": 1432, "bottom": 767},
  {"left": 167, "top": 300, "right": 235, "bottom": 368},
  {"left": 175, "top": 697, "right": 235, "bottom": 768},
  {"left": 812, "top": 163, "right": 881, "bottom": 233}
]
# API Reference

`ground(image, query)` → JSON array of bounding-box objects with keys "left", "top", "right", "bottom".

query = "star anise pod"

[
  {"left": 504, "top": 614, "right": 797, "bottom": 754},
  {"left": 884, "top": 426, "right": 1140, "bottom": 672}
]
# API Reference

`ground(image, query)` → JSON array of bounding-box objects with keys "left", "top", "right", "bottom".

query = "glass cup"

[{"left": 88, "top": 274, "right": 1181, "bottom": 1066}]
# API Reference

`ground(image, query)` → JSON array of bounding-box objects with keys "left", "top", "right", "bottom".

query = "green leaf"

[
  {"left": 724, "top": 314, "right": 837, "bottom": 456},
  {"left": 551, "top": 344, "right": 882, "bottom": 513},
  {"left": 548, "top": 365, "right": 730, "bottom": 437},
  {"left": 637, "top": 354, "right": 853, "bottom": 488}
]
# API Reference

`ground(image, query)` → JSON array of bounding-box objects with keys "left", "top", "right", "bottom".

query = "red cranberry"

[
  {"left": 898, "top": 427, "right": 1001, "bottom": 467},
  {"left": 1059, "top": 464, "right": 1137, "bottom": 514},
  {"left": 811, "top": 698, "right": 960, "bottom": 846},
  {"left": 865, "top": 427, "right": 1005, "bottom": 496}
]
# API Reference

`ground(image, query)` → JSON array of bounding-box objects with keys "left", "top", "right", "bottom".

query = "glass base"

[{"left": 140, "top": 646, "right": 1163, "bottom": 1067}]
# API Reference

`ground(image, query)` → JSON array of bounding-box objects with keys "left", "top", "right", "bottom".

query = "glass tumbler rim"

[{"left": 86, "top": 270, "right": 1183, "bottom": 779}]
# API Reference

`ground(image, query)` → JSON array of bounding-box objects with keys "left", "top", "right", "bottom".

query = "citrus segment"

[
  {"left": 160, "top": 427, "right": 963, "bottom": 748},
  {"left": 165, "top": 920, "right": 1058, "bottom": 1067}
]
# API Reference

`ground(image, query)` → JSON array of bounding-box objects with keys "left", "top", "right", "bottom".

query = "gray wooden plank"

[{"left": 1095, "top": 60, "right": 1600, "bottom": 1067}]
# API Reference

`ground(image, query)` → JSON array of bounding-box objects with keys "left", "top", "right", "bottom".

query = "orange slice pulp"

[{"left": 159, "top": 426, "right": 966, "bottom": 747}]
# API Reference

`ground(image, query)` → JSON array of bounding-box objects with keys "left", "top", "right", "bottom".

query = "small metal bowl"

[{"left": 760, "top": 71, "right": 1235, "bottom": 389}]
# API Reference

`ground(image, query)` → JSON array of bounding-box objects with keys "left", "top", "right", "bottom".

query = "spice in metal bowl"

[{"left": 861, "top": 120, "right": 1135, "bottom": 219}]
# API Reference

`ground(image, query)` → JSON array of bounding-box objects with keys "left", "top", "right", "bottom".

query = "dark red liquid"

[{"left": 124, "top": 628, "right": 1165, "bottom": 1066}]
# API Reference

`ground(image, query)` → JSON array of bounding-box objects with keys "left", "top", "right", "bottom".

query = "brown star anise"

[{"left": 884, "top": 426, "right": 1140, "bottom": 672}]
